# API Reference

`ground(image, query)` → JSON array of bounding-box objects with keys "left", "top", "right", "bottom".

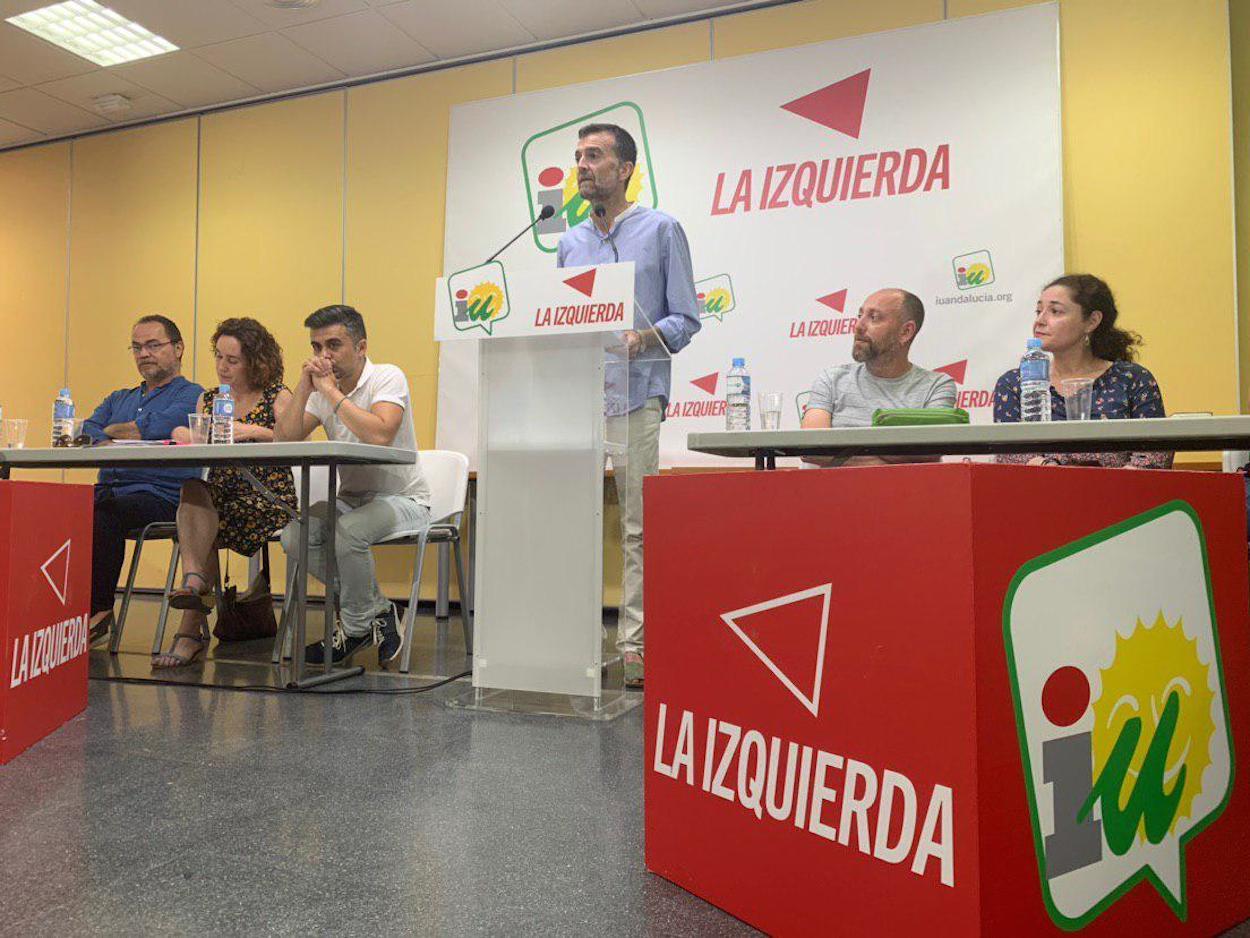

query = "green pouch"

[{"left": 871, "top": 407, "right": 970, "bottom": 427}]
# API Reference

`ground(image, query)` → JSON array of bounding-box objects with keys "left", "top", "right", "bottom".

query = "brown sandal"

[
  {"left": 151, "top": 633, "right": 207, "bottom": 670},
  {"left": 169, "top": 572, "right": 215, "bottom": 613}
]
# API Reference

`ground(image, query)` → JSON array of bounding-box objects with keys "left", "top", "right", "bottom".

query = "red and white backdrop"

[{"left": 436, "top": 3, "right": 1062, "bottom": 467}]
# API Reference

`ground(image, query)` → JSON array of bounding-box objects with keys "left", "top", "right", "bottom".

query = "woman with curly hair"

[
  {"left": 992, "top": 274, "right": 1172, "bottom": 469},
  {"left": 153, "top": 317, "right": 297, "bottom": 668}
]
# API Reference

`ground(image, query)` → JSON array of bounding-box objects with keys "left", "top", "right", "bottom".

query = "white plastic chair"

[{"left": 377, "top": 450, "right": 472, "bottom": 673}]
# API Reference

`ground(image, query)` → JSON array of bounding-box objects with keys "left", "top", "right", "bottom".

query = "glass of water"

[
  {"left": 1059, "top": 378, "right": 1095, "bottom": 421},
  {"left": 2, "top": 418, "right": 28, "bottom": 449},
  {"left": 758, "top": 392, "right": 784, "bottom": 430}
]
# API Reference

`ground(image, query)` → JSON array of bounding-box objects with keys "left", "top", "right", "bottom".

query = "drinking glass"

[
  {"left": 2, "top": 418, "right": 28, "bottom": 449},
  {"left": 758, "top": 392, "right": 784, "bottom": 430},
  {"left": 1060, "top": 378, "right": 1094, "bottom": 421},
  {"left": 187, "top": 414, "right": 212, "bottom": 445}
]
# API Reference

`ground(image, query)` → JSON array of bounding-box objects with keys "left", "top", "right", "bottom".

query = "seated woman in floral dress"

[{"left": 153, "top": 317, "right": 297, "bottom": 668}]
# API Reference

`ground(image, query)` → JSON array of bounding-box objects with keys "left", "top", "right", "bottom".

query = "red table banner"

[
  {"left": 0, "top": 480, "right": 93, "bottom": 764},
  {"left": 644, "top": 463, "right": 1250, "bottom": 936}
]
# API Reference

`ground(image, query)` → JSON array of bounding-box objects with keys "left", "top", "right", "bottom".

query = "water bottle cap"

[
  {"left": 219, "top": 384, "right": 231, "bottom": 393},
  {"left": 1026, "top": 338, "right": 1043, "bottom": 349},
  {"left": 59, "top": 387, "right": 70, "bottom": 396},
  {"left": 732, "top": 357, "right": 745, "bottom": 367}
]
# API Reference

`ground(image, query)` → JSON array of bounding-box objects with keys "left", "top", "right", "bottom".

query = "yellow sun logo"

[
  {"left": 1091, "top": 612, "right": 1215, "bottom": 838},
  {"left": 703, "top": 287, "right": 732, "bottom": 314},
  {"left": 965, "top": 262, "right": 991, "bottom": 285},
  {"left": 466, "top": 282, "right": 504, "bottom": 322}
]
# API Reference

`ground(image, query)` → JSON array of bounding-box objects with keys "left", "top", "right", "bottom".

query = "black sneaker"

[
  {"left": 305, "top": 626, "right": 373, "bottom": 664},
  {"left": 374, "top": 603, "right": 402, "bottom": 666}
]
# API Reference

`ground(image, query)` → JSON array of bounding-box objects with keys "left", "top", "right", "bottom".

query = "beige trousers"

[{"left": 607, "top": 397, "right": 663, "bottom": 656}]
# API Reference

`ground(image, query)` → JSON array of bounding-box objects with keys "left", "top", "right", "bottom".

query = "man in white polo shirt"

[{"left": 275, "top": 304, "right": 432, "bottom": 665}]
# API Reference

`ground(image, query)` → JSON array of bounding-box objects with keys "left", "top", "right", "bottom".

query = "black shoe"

[
  {"left": 89, "top": 612, "right": 114, "bottom": 645},
  {"left": 374, "top": 603, "right": 402, "bottom": 665},
  {"left": 305, "top": 627, "right": 373, "bottom": 664}
]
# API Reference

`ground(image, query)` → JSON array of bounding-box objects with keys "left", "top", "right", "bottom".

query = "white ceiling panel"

[
  {"left": 283, "top": 9, "right": 434, "bottom": 77},
  {"left": 105, "top": 0, "right": 270, "bottom": 49},
  {"left": 379, "top": 0, "right": 534, "bottom": 60},
  {"left": 36, "top": 71, "right": 180, "bottom": 122},
  {"left": 230, "top": 0, "right": 370, "bottom": 29},
  {"left": 633, "top": 0, "right": 744, "bottom": 16},
  {"left": 0, "top": 114, "right": 41, "bottom": 145},
  {"left": 0, "top": 87, "right": 106, "bottom": 133},
  {"left": 0, "top": 22, "right": 100, "bottom": 85},
  {"left": 497, "top": 0, "right": 645, "bottom": 40},
  {"left": 114, "top": 51, "right": 260, "bottom": 109},
  {"left": 193, "top": 31, "right": 344, "bottom": 92}
]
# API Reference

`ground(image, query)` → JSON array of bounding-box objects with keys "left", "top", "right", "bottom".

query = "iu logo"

[
  {"left": 695, "top": 274, "right": 736, "bottom": 322},
  {"left": 446, "top": 261, "right": 511, "bottom": 335},
  {"left": 521, "top": 101, "right": 657, "bottom": 254},
  {"left": 1004, "top": 502, "right": 1233, "bottom": 928}
]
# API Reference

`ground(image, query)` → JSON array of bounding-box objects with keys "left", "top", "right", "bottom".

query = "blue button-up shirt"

[
  {"left": 84, "top": 375, "right": 205, "bottom": 503},
  {"left": 557, "top": 205, "right": 700, "bottom": 416}
]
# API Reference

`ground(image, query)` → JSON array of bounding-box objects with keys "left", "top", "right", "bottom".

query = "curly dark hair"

[
  {"left": 211, "top": 317, "right": 284, "bottom": 389},
  {"left": 1045, "top": 274, "right": 1141, "bottom": 362}
]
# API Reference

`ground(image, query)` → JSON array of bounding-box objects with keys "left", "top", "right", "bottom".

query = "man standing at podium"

[{"left": 556, "top": 123, "right": 701, "bottom": 690}]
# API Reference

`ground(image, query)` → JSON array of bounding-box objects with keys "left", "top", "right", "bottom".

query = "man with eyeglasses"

[{"left": 84, "top": 315, "right": 204, "bottom": 642}]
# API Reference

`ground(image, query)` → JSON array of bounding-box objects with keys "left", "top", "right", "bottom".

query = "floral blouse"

[{"left": 992, "top": 360, "right": 1172, "bottom": 469}]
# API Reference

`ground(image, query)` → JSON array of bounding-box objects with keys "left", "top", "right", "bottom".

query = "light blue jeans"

[{"left": 281, "top": 494, "right": 431, "bottom": 637}]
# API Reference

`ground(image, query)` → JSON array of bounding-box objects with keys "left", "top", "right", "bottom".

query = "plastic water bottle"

[
  {"left": 211, "top": 384, "right": 235, "bottom": 444},
  {"left": 52, "top": 388, "right": 74, "bottom": 445},
  {"left": 726, "top": 358, "right": 751, "bottom": 431},
  {"left": 1019, "top": 338, "right": 1052, "bottom": 423}
]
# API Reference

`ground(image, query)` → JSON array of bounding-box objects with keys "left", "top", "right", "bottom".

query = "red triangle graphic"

[
  {"left": 721, "top": 584, "right": 831, "bottom": 716},
  {"left": 563, "top": 269, "right": 597, "bottom": 297},
  {"left": 935, "top": 360, "right": 967, "bottom": 384},
  {"left": 816, "top": 289, "right": 847, "bottom": 313},
  {"left": 781, "top": 69, "right": 871, "bottom": 139},
  {"left": 690, "top": 372, "right": 719, "bottom": 396}
]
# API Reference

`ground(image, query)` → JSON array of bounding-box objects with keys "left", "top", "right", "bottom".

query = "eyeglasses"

[
  {"left": 53, "top": 433, "right": 93, "bottom": 448},
  {"left": 129, "top": 340, "right": 174, "bottom": 355}
]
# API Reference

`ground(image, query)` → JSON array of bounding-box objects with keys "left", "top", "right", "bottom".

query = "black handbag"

[{"left": 213, "top": 575, "right": 277, "bottom": 643}]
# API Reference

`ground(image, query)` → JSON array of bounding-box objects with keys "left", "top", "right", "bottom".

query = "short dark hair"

[
  {"left": 134, "top": 314, "right": 183, "bottom": 347},
  {"left": 891, "top": 289, "right": 925, "bottom": 336},
  {"left": 1044, "top": 274, "right": 1140, "bottom": 362},
  {"left": 212, "top": 317, "right": 284, "bottom": 389},
  {"left": 304, "top": 304, "right": 366, "bottom": 343},
  {"left": 578, "top": 123, "right": 637, "bottom": 183}
]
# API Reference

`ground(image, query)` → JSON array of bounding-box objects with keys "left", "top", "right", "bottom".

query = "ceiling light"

[{"left": 6, "top": 0, "right": 178, "bottom": 67}]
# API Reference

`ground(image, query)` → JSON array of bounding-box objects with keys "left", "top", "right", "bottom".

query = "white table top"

[
  {"left": 688, "top": 416, "right": 1250, "bottom": 459},
  {"left": 0, "top": 440, "right": 415, "bottom": 470}
]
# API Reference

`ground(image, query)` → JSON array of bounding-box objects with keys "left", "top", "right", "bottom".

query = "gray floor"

[
  {"left": 4, "top": 600, "right": 1246, "bottom": 937},
  {"left": 0, "top": 598, "right": 756, "bottom": 938}
]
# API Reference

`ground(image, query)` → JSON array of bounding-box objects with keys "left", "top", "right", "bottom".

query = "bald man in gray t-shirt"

[{"left": 801, "top": 288, "right": 956, "bottom": 465}]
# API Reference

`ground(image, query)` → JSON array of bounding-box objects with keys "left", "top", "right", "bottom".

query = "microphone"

[
  {"left": 594, "top": 204, "right": 620, "bottom": 262},
  {"left": 483, "top": 203, "right": 556, "bottom": 264}
]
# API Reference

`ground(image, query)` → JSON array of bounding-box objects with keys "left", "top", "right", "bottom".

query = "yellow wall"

[
  {"left": 1233, "top": 0, "right": 1250, "bottom": 410},
  {"left": 0, "top": 143, "right": 69, "bottom": 471},
  {"left": 0, "top": 0, "right": 1241, "bottom": 603}
]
